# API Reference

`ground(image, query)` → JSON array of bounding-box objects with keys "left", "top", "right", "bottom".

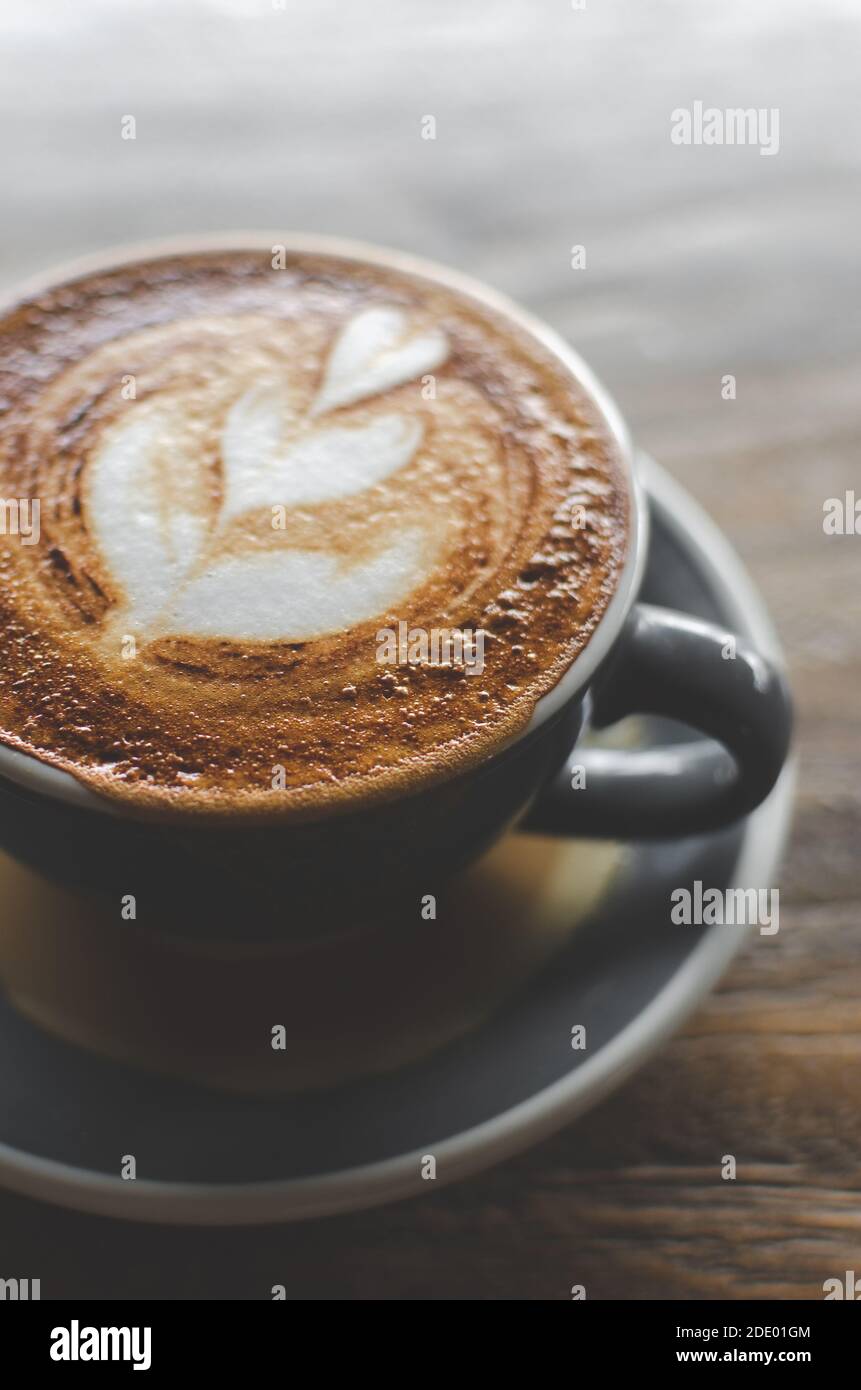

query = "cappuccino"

[{"left": 0, "top": 247, "right": 627, "bottom": 815}]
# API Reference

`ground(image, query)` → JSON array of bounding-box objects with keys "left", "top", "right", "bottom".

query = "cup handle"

[{"left": 523, "top": 603, "right": 793, "bottom": 839}]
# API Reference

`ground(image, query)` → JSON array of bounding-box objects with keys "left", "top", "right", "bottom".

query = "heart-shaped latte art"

[
  {"left": 310, "top": 306, "right": 448, "bottom": 417},
  {"left": 221, "top": 390, "right": 424, "bottom": 521},
  {"left": 84, "top": 310, "right": 452, "bottom": 643}
]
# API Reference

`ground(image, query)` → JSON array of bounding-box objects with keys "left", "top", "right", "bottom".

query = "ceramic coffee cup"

[{"left": 0, "top": 237, "right": 792, "bottom": 940}]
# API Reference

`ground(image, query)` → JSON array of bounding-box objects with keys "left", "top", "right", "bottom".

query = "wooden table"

[{"left": 1, "top": 0, "right": 858, "bottom": 1299}]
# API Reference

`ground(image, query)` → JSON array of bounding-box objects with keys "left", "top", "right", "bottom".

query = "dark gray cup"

[{"left": 0, "top": 237, "right": 793, "bottom": 941}]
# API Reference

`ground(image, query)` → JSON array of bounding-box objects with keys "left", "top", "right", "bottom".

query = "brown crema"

[{"left": 0, "top": 249, "right": 628, "bottom": 818}]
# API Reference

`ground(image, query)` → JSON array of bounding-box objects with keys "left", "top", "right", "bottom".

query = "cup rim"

[{"left": 0, "top": 232, "right": 647, "bottom": 821}]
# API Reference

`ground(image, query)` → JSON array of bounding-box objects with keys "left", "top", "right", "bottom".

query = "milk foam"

[
  {"left": 87, "top": 403, "right": 208, "bottom": 630},
  {"left": 221, "top": 393, "right": 424, "bottom": 518},
  {"left": 165, "top": 530, "right": 430, "bottom": 641},
  {"left": 310, "top": 307, "right": 448, "bottom": 416},
  {"left": 85, "top": 309, "right": 450, "bottom": 641}
]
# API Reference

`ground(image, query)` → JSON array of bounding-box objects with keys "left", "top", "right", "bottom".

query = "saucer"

[{"left": 0, "top": 456, "right": 794, "bottom": 1223}]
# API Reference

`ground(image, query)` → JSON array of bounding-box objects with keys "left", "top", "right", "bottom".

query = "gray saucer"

[{"left": 0, "top": 458, "right": 794, "bottom": 1224}]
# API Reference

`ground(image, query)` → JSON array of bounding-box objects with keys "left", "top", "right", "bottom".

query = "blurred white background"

[{"left": 1, "top": 0, "right": 857, "bottom": 375}]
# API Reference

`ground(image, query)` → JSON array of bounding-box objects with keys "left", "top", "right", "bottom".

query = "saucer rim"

[{"left": 0, "top": 456, "right": 796, "bottom": 1224}]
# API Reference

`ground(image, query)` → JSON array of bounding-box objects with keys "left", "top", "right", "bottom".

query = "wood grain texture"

[{"left": 0, "top": 0, "right": 859, "bottom": 1299}]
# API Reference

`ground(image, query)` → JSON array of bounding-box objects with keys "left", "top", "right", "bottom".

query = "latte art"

[
  {"left": 0, "top": 249, "right": 627, "bottom": 814},
  {"left": 83, "top": 309, "right": 458, "bottom": 644}
]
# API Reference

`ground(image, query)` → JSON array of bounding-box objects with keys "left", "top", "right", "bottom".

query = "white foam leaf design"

[
  {"left": 311, "top": 307, "right": 448, "bottom": 416},
  {"left": 86, "top": 310, "right": 451, "bottom": 642},
  {"left": 165, "top": 529, "right": 428, "bottom": 640},
  {"left": 86, "top": 405, "right": 207, "bottom": 629},
  {"left": 221, "top": 386, "right": 423, "bottom": 521}
]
